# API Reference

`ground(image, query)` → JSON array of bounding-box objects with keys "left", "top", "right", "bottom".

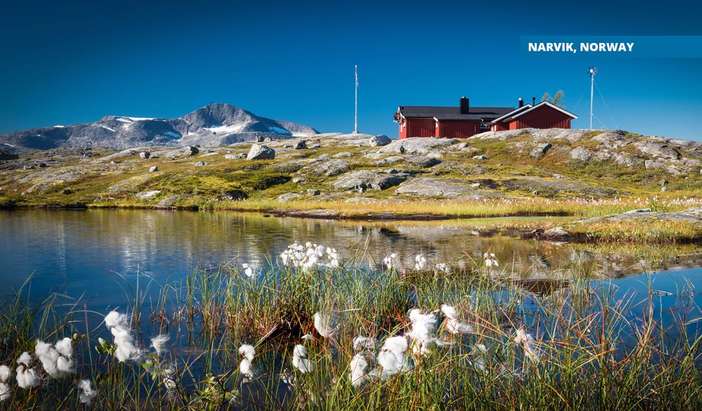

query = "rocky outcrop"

[
  {"left": 157, "top": 195, "right": 179, "bottom": 208},
  {"left": 634, "top": 140, "right": 681, "bottom": 160},
  {"left": 569, "top": 147, "right": 592, "bottom": 162},
  {"left": 502, "top": 177, "right": 617, "bottom": 198},
  {"left": 542, "top": 227, "right": 572, "bottom": 241},
  {"left": 98, "top": 148, "right": 143, "bottom": 162},
  {"left": 474, "top": 128, "right": 701, "bottom": 176},
  {"left": 273, "top": 161, "right": 305, "bottom": 173},
  {"left": 530, "top": 143, "right": 552, "bottom": 159},
  {"left": 369, "top": 135, "right": 391, "bottom": 147},
  {"left": 246, "top": 144, "right": 275, "bottom": 160},
  {"left": 315, "top": 159, "right": 350, "bottom": 176},
  {"left": 333, "top": 170, "right": 409, "bottom": 191},
  {"left": 277, "top": 193, "right": 302, "bottom": 202},
  {"left": 395, "top": 177, "right": 503, "bottom": 199},
  {"left": 378, "top": 138, "right": 456, "bottom": 155},
  {"left": 135, "top": 190, "right": 161, "bottom": 200},
  {"left": 407, "top": 156, "right": 441, "bottom": 168},
  {"left": 375, "top": 156, "right": 404, "bottom": 166},
  {"left": 471, "top": 128, "right": 590, "bottom": 143},
  {"left": 165, "top": 146, "right": 199, "bottom": 159}
]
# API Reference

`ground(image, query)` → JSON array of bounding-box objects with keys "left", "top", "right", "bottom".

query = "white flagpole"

[
  {"left": 354, "top": 65, "right": 358, "bottom": 134},
  {"left": 588, "top": 66, "right": 596, "bottom": 129}
]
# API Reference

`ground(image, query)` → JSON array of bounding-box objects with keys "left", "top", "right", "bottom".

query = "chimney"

[
  {"left": 532, "top": 96, "right": 536, "bottom": 105},
  {"left": 460, "top": 96, "right": 469, "bottom": 114},
  {"left": 518, "top": 97, "right": 524, "bottom": 108}
]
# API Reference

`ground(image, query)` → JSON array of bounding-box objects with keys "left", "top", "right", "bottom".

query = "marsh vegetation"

[{"left": 1, "top": 239, "right": 701, "bottom": 409}]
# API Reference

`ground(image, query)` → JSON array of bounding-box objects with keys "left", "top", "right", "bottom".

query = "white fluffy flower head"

[
  {"left": 104, "top": 310, "right": 141, "bottom": 362},
  {"left": 280, "top": 242, "right": 339, "bottom": 270},
  {"left": 292, "top": 344, "right": 313, "bottom": 373},
  {"left": 78, "top": 379, "right": 97, "bottom": 405},
  {"left": 150, "top": 334, "right": 170, "bottom": 356}
]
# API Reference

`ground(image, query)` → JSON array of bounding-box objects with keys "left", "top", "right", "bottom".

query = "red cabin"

[
  {"left": 490, "top": 101, "right": 576, "bottom": 131},
  {"left": 394, "top": 97, "right": 576, "bottom": 139}
]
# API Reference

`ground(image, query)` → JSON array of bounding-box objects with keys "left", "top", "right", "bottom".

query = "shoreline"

[{"left": 3, "top": 202, "right": 702, "bottom": 244}]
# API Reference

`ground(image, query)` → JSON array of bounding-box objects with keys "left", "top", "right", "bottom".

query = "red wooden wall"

[
  {"left": 507, "top": 105, "right": 572, "bottom": 129},
  {"left": 403, "top": 118, "right": 435, "bottom": 138},
  {"left": 437, "top": 120, "right": 481, "bottom": 138}
]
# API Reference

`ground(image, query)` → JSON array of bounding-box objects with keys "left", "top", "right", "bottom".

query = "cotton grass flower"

[
  {"left": 104, "top": 310, "right": 141, "bottom": 362},
  {"left": 514, "top": 328, "right": 541, "bottom": 363},
  {"left": 15, "top": 353, "right": 39, "bottom": 389},
  {"left": 313, "top": 312, "right": 338, "bottom": 339},
  {"left": 349, "top": 351, "right": 374, "bottom": 388},
  {"left": 382, "top": 253, "right": 398, "bottom": 270},
  {"left": 35, "top": 338, "right": 74, "bottom": 378},
  {"left": 150, "top": 334, "right": 170, "bottom": 356},
  {"left": 78, "top": 379, "right": 97, "bottom": 405},
  {"left": 292, "top": 344, "right": 313, "bottom": 373},
  {"left": 435, "top": 263, "right": 451, "bottom": 273},
  {"left": 376, "top": 336, "right": 412, "bottom": 379},
  {"left": 0, "top": 366, "right": 10, "bottom": 383},
  {"left": 407, "top": 309, "right": 440, "bottom": 356},
  {"left": 17, "top": 352, "right": 31, "bottom": 367},
  {"left": 238, "top": 344, "right": 256, "bottom": 380},
  {"left": 414, "top": 254, "right": 427, "bottom": 270},
  {"left": 241, "top": 263, "right": 255, "bottom": 279},
  {"left": 161, "top": 365, "right": 177, "bottom": 391},
  {"left": 440, "top": 304, "right": 474, "bottom": 335},
  {"left": 483, "top": 252, "right": 499, "bottom": 268},
  {"left": 0, "top": 382, "right": 9, "bottom": 402},
  {"left": 280, "top": 242, "right": 339, "bottom": 270},
  {"left": 0, "top": 365, "right": 10, "bottom": 401},
  {"left": 55, "top": 337, "right": 72, "bottom": 358}
]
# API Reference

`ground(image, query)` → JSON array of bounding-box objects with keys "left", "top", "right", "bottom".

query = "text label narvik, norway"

[{"left": 528, "top": 42, "right": 635, "bottom": 53}]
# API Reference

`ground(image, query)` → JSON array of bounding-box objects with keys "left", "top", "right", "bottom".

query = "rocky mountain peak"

[
  {"left": 0, "top": 103, "right": 318, "bottom": 150},
  {"left": 182, "top": 103, "right": 254, "bottom": 129}
]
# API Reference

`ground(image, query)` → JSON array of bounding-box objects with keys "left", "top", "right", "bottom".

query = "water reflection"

[{"left": 0, "top": 209, "right": 701, "bottom": 307}]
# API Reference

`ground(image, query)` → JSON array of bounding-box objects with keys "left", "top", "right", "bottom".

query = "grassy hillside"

[{"left": 1, "top": 129, "right": 701, "bottom": 241}]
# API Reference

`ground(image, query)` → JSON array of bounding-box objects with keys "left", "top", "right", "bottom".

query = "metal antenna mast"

[
  {"left": 588, "top": 66, "right": 597, "bottom": 129},
  {"left": 354, "top": 64, "right": 359, "bottom": 134}
]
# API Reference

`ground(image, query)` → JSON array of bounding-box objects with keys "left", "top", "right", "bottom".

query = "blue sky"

[{"left": 1, "top": 0, "right": 701, "bottom": 140}]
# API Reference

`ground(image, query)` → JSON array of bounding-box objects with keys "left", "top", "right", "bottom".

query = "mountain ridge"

[{"left": 0, "top": 103, "right": 318, "bottom": 151}]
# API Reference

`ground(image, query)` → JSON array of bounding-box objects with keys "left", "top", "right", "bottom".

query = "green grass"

[{"left": 568, "top": 219, "right": 702, "bottom": 243}]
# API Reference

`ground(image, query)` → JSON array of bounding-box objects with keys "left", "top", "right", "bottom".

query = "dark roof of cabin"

[{"left": 397, "top": 106, "right": 514, "bottom": 121}]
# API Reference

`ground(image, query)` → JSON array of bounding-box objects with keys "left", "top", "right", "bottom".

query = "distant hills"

[{"left": 0, "top": 103, "right": 318, "bottom": 150}]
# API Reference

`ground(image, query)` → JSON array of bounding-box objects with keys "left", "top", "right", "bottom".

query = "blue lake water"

[{"left": 1, "top": 209, "right": 701, "bottom": 342}]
